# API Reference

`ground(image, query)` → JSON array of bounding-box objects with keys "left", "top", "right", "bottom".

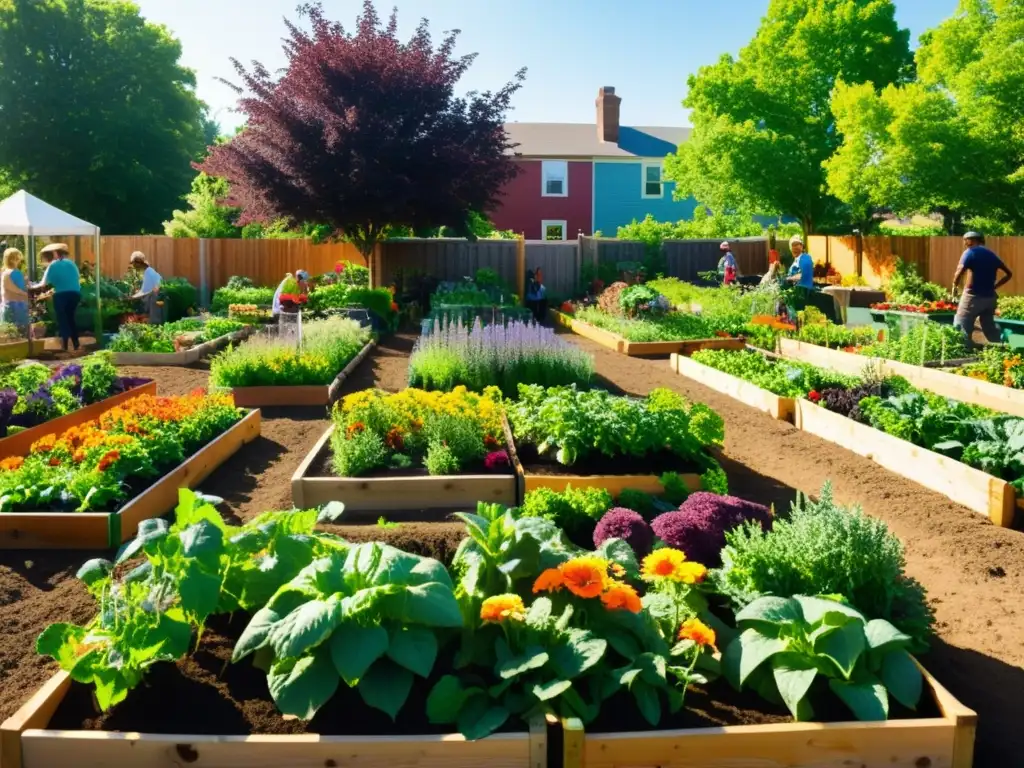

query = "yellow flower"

[
  {"left": 675, "top": 561, "right": 708, "bottom": 584},
  {"left": 641, "top": 549, "right": 687, "bottom": 581},
  {"left": 480, "top": 594, "right": 525, "bottom": 623},
  {"left": 678, "top": 618, "right": 716, "bottom": 648}
]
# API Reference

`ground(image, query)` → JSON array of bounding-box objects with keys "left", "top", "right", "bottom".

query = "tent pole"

[
  {"left": 94, "top": 229, "right": 102, "bottom": 348},
  {"left": 27, "top": 227, "right": 35, "bottom": 282}
]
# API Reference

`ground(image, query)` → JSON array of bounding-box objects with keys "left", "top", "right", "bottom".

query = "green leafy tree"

[
  {"left": 664, "top": 0, "right": 913, "bottom": 234},
  {"left": 164, "top": 174, "right": 242, "bottom": 239},
  {"left": 0, "top": 0, "right": 210, "bottom": 233}
]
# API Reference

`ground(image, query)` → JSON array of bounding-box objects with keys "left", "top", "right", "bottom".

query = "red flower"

[
  {"left": 97, "top": 450, "right": 120, "bottom": 472},
  {"left": 335, "top": 262, "right": 346, "bottom": 274},
  {"left": 346, "top": 421, "right": 366, "bottom": 438},
  {"left": 280, "top": 293, "right": 308, "bottom": 304},
  {"left": 808, "top": 390, "right": 821, "bottom": 402},
  {"left": 390, "top": 301, "right": 399, "bottom": 313}
]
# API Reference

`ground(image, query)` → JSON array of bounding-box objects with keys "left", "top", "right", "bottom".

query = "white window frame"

[
  {"left": 541, "top": 160, "right": 569, "bottom": 197},
  {"left": 541, "top": 220, "right": 568, "bottom": 241},
  {"left": 641, "top": 160, "right": 664, "bottom": 199}
]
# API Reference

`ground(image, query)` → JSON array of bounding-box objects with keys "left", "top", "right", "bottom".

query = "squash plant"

[
  {"left": 232, "top": 542, "right": 463, "bottom": 721},
  {"left": 36, "top": 490, "right": 345, "bottom": 711},
  {"left": 722, "top": 595, "right": 923, "bottom": 721}
]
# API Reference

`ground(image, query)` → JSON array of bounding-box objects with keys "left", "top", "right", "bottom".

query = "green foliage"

[
  {"left": 877, "top": 222, "right": 945, "bottom": 237},
  {"left": 79, "top": 352, "right": 118, "bottom": 403},
  {"left": 794, "top": 322, "right": 879, "bottom": 350},
  {"left": 210, "top": 317, "right": 370, "bottom": 387},
  {"left": 520, "top": 486, "right": 615, "bottom": 541},
  {"left": 574, "top": 306, "right": 718, "bottom": 343},
  {"left": 690, "top": 350, "right": 859, "bottom": 398},
  {"left": 615, "top": 209, "right": 763, "bottom": 254},
  {"left": 858, "top": 391, "right": 986, "bottom": 447},
  {"left": 164, "top": 174, "right": 241, "bottom": 238},
  {"left": 212, "top": 286, "right": 276, "bottom": 314},
  {"left": 723, "top": 595, "right": 922, "bottom": 721},
  {"left": 159, "top": 278, "right": 198, "bottom": 322},
  {"left": 715, "top": 483, "right": 934, "bottom": 648},
  {"left": 665, "top": 0, "right": 912, "bottom": 233},
  {"left": 109, "top": 317, "right": 244, "bottom": 354},
  {"left": 860, "top": 323, "right": 969, "bottom": 365},
  {"left": 882, "top": 259, "right": 949, "bottom": 306},
  {"left": 0, "top": 0, "right": 210, "bottom": 234},
  {"left": 998, "top": 295, "right": 1024, "bottom": 321}
]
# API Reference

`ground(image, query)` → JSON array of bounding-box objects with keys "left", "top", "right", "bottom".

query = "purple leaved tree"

[{"left": 200, "top": 1, "right": 526, "bottom": 279}]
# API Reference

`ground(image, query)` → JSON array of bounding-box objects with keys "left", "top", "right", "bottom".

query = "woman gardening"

[
  {"left": 32, "top": 243, "right": 81, "bottom": 353},
  {"left": 0, "top": 248, "right": 30, "bottom": 335}
]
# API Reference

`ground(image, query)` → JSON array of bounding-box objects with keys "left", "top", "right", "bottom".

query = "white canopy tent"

[{"left": 0, "top": 190, "right": 103, "bottom": 344}]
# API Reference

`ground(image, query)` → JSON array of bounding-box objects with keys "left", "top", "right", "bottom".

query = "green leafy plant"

[
  {"left": 233, "top": 541, "right": 463, "bottom": 720},
  {"left": 723, "top": 595, "right": 923, "bottom": 721},
  {"left": 691, "top": 349, "right": 859, "bottom": 398},
  {"left": 212, "top": 285, "right": 275, "bottom": 313},
  {"left": 860, "top": 323, "right": 969, "bottom": 364},
  {"left": 159, "top": 277, "right": 199, "bottom": 321}
]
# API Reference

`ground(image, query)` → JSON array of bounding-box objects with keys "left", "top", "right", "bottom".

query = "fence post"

[
  {"left": 372, "top": 242, "right": 383, "bottom": 288},
  {"left": 855, "top": 232, "right": 864, "bottom": 277},
  {"left": 576, "top": 234, "right": 583, "bottom": 292},
  {"left": 198, "top": 239, "right": 210, "bottom": 310},
  {"left": 516, "top": 235, "right": 526, "bottom": 305}
]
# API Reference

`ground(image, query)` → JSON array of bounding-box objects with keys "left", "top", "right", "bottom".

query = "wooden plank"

[
  {"left": 0, "top": 382, "right": 157, "bottom": 460},
  {"left": 0, "top": 511, "right": 111, "bottom": 550},
  {"left": 0, "top": 341, "right": 29, "bottom": 362},
  {"left": 676, "top": 337, "right": 748, "bottom": 356},
  {"left": 117, "top": 409, "right": 262, "bottom": 543},
  {"left": 528, "top": 715, "right": 547, "bottom": 768},
  {"left": 671, "top": 354, "right": 795, "bottom": 422},
  {"left": 111, "top": 327, "right": 252, "bottom": 367},
  {"left": 565, "top": 320, "right": 624, "bottom": 354},
  {"left": 327, "top": 340, "right": 376, "bottom": 402},
  {"left": 522, "top": 474, "right": 702, "bottom": 497},
  {"left": 0, "top": 670, "right": 71, "bottom": 768},
  {"left": 777, "top": 338, "right": 885, "bottom": 378},
  {"left": 795, "top": 399, "right": 1012, "bottom": 525},
  {"left": 290, "top": 424, "right": 333, "bottom": 510},
  {"left": 562, "top": 718, "right": 585, "bottom": 768}
]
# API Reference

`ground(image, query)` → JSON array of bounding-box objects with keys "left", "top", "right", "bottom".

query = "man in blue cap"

[{"left": 952, "top": 231, "right": 1011, "bottom": 348}]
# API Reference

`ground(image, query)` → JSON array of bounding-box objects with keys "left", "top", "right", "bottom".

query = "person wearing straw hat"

[
  {"left": 130, "top": 252, "right": 163, "bottom": 324},
  {"left": 785, "top": 236, "right": 815, "bottom": 290},
  {"left": 0, "top": 248, "right": 30, "bottom": 334},
  {"left": 34, "top": 243, "right": 81, "bottom": 352},
  {"left": 952, "top": 231, "right": 1010, "bottom": 349}
]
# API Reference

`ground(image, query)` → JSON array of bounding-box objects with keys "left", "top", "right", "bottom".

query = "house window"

[
  {"left": 541, "top": 220, "right": 567, "bottom": 241},
  {"left": 642, "top": 161, "right": 663, "bottom": 199},
  {"left": 542, "top": 160, "right": 568, "bottom": 197}
]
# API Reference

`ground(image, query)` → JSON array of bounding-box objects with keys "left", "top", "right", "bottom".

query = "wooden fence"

[
  {"left": 663, "top": 238, "right": 768, "bottom": 281},
  {"left": 806, "top": 235, "right": 1024, "bottom": 294}
]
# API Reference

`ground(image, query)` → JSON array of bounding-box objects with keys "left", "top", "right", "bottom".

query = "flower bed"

[
  {"left": 549, "top": 308, "right": 746, "bottom": 357},
  {"left": 3, "top": 484, "right": 971, "bottom": 768},
  {"left": 109, "top": 317, "right": 251, "bottom": 366},
  {"left": 671, "top": 352, "right": 795, "bottom": 421},
  {"left": 291, "top": 386, "right": 518, "bottom": 515},
  {"left": 210, "top": 317, "right": 373, "bottom": 407},
  {"left": 506, "top": 384, "right": 727, "bottom": 497},
  {"left": 409, "top": 317, "right": 594, "bottom": 396},
  {"left": 0, "top": 393, "right": 260, "bottom": 548}
]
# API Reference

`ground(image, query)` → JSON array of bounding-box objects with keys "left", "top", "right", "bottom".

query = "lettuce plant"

[
  {"left": 233, "top": 542, "right": 463, "bottom": 721},
  {"left": 723, "top": 595, "right": 923, "bottom": 722}
]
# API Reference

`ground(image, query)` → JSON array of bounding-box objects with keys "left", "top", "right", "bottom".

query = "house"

[{"left": 491, "top": 87, "right": 695, "bottom": 240}]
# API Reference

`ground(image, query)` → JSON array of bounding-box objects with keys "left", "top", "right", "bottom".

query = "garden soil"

[{"left": 1, "top": 330, "right": 1022, "bottom": 766}]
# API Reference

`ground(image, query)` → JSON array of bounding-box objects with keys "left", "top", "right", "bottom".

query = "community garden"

[{"left": 0, "top": 261, "right": 1021, "bottom": 768}]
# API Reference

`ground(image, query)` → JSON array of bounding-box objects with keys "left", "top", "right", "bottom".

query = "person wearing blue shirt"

[
  {"left": 952, "top": 231, "right": 1011, "bottom": 349},
  {"left": 130, "top": 252, "right": 163, "bottom": 323},
  {"left": 785, "top": 236, "right": 815, "bottom": 289},
  {"left": 36, "top": 243, "right": 81, "bottom": 352}
]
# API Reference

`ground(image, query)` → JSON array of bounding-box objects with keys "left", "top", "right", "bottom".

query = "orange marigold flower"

[
  {"left": 384, "top": 427, "right": 405, "bottom": 451},
  {"left": 97, "top": 450, "right": 120, "bottom": 473},
  {"left": 48, "top": 457, "right": 61, "bottom": 467},
  {"left": 0, "top": 456, "right": 24, "bottom": 471},
  {"left": 609, "top": 563, "right": 625, "bottom": 577},
  {"left": 480, "top": 594, "right": 525, "bottom": 623},
  {"left": 30, "top": 434, "right": 57, "bottom": 454},
  {"left": 558, "top": 556, "right": 610, "bottom": 599},
  {"left": 346, "top": 421, "right": 366, "bottom": 438},
  {"left": 600, "top": 583, "right": 642, "bottom": 613},
  {"left": 532, "top": 568, "right": 565, "bottom": 594},
  {"left": 678, "top": 618, "right": 716, "bottom": 649},
  {"left": 484, "top": 434, "right": 501, "bottom": 449},
  {"left": 641, "top": 548, "right": 687, "bottom": 581},
  {"left": 72, "top": 449, "right": 87, "bottom": 463}
]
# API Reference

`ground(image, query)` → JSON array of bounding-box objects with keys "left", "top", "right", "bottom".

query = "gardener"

[
  {"left": 952, "top": 231, "right": 1011, "bottom": 348},
  {"left": 717, "top": 241, "right": 739, "bottom": 284},
  {"left": 272, "top": 269, "right": 310, "bottom": 316},
  {"left": 34, "top": 243, "right": 81, "bottom": 352},
  {"left": 0, "top": 248, "right": 29, "bottom": 334},
  {"left": 786, "top": 236, "right": 815, "bottom": 290},
  {"left": 129, "top": 252, "right": 163, "bottom": 324},
  {"left": 525, "top": 267, "right": 547, "bottom": 322}
]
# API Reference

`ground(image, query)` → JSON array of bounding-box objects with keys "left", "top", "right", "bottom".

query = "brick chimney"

[{"left": 596, "top": 86, "right": 621, "bottom": 143}]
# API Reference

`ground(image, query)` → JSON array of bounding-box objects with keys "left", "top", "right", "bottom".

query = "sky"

[{"left": 133, "top": 0, "right": 962, "bottom": 133}]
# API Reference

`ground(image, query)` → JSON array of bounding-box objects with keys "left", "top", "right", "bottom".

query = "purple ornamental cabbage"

[
  {"left": 651, "top": 492, "right": 772, "bottom": 567},
  {"left": 593, "top": 507, "right": 653, "bottom": 556}
]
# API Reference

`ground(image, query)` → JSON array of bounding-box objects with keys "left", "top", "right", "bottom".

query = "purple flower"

[
  {"left": 484, "top": 450, "right": 510, "bottom": 470},
  {"left": 593, "top": 507, "right": 653, "bottom": 556},
  {"left": 651, "top": 493, "right": 771, "bottom": 566},
  {"left": 0, "top": 388, "right": 16, "bottom": 435},
  {"left": 111, "top": 376, "right": 152, "bottom": 394}
]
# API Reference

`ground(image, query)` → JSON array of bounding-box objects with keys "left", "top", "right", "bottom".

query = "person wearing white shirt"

[{"left": 130, "top": 251, "right": 163, "bottom": 323}]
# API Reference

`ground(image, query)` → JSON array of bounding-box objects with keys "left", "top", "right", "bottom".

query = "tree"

[
  {"left": 163, "top": 174, "right": 242, "bottom": 238},
  {"left": 0, "top": 0, "right": 209, "bottom": 233},
  {"left": 199, "top": 1, "right": 525, "bottom": 270},
  {"left": 664, "top": 0, "right": 913, "bottom": 234}
]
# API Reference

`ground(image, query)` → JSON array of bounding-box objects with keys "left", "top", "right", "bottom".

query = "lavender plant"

[{"left": 408, "top": 317, "right": 593, "bottom": 396}]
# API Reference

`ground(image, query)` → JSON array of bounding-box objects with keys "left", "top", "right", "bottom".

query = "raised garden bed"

[
  {"left": 0, "top": 380, "right": 156, "bottom": 460},
  {"left": 779, "top": 338, "right": 1024, "bottom": 418},
  {"left": 795, "top": 397, "right": 1014, "bottom": 527},
  {"left": 670, "top": 352, "right": 795, "bottom": 422},
  {"left": 0, "top": 339, "right": 29, "bottom": 362},
  {"left": 291, "top": 420, "right": 518, "bottom": 517},
  {"left": 229, "top": 339, "right": 375, "bottom": 408},
  {"left": 560, "top": 661, "right": 975, "bottom": 768},
  {"left": 0, "top": 669, "right": 548, "bottom": 768},
  {"left": 0, "top": 409, "right": 261, "bottom": 549},
  {"left": 110, "top": 327, "right": 252, "bottom": 366},
  {"left": 549, "top": 309, "right": 745, "bottom": 357}
]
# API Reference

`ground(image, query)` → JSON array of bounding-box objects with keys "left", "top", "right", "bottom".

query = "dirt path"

[{"left": 574, "top": 335, "right": 1024, "bottom": 767}]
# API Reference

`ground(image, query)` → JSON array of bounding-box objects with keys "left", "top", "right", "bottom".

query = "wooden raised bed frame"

[
  {"left": 795, "top": 398, "right": 1014, "bottom": 527},
  {"left": 0, "top": 381, "right": 156, "bottom": 460},
  {"left": 0, "top": 671, "right": 548, "bottom": 768},
  {"left": 670, "top": 353, "right": 795, "bottom": 422},
  {"left": 549, "top": 309, "right": 746, "bottom": 357},
  {"left": 291, "top": 420, "right": 519, "bottom": 516},
  {"left": 0, "top": 410, "right": 262, "bottom": 549},
  {"left": 561, "top": 662, "right": 975, "bottom": 768},
  {"left": 110, "top": 327, "right": 252, "bottom": 367},
  {"left": 229, "top": 340, "right": 375, "bottom": 408}
]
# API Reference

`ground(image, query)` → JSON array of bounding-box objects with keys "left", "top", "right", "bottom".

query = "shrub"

[
  {"left": 212, "top": 286, "right": 275, "bottom": 314},
  {"left": 159, "top": 277, "right": 198, "bottom": 321},
  {"left": 597, "top": 282, "right": 629, "bottom": 316},
  {"left": 226, "top": 275, "right": 254, "bottom": 290},
  {"left": 651, "top": 492, "right": 771, "bottom": 567},
  {"left": 593, "top": 507, "right": 653, "bottom": 555},
  {"left": 519, "top": 485, "right": 614, "bottom": 541},
  {"left": 714, "top": 482, "right": 934, "bottom": 648}
]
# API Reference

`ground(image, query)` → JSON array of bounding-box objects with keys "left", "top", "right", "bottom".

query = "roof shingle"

[{"left": 504, "top": 122, "right": 691, "bottom": 159}]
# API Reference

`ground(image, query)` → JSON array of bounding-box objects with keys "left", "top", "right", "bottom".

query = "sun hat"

[
  {"left": 296, "top": 269, "right": 310, "bottom": 280},
  {"left": 130, "top": 251, "right": 147, "bottom": 264},
  {"left": 720, "top": 241, "right": 731, "bottom": 250},
  {"left": 40, "top": 243, "right": 68, "bottom": 255},
  {"left": 789, "top": 235, "right": 804, "bottom": 246}
]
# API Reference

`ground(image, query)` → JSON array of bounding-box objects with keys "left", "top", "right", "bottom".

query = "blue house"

[{"left": 493, "top": 87, "right": 696, "bottom": 239}]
